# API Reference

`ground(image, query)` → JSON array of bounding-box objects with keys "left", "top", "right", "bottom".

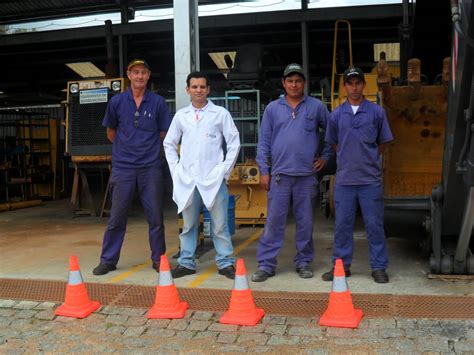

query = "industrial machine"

[
  {"left": 228, "top": 162, "right": 267, "bottom": 225},
  {"left": 427, "top": 0, "right": 474, "bottom": 274},
  {"left": 224, "top": 89, "right": 268, "bottom": 226},
  {"left": 65, "top": 77, "right": 126, "bottom": 216},
  {"left": 380, "top": 57, "right": 448, "bottom": 256},
  {"left": 329, "top": 20, "right": 380, "bottom": 110},
  {"left": 66, "top": 78, "right": 126, "bottom": 156},
  {"left": 322, "top": 3, "right": 474, "bottom": 275}
]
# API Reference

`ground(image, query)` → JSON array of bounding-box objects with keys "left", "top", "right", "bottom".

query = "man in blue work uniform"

[
  {"left": 252, "top": 63, "right": 333, "bottom": 282},
  {"left": 322, "top": 67, "right": 393, "bottom": 283},
  {"left": 93, "top": 59, "right": 172, "bottom": 275}
]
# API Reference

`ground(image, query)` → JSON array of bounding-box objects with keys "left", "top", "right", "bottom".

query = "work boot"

[
  {"left": 171, "top": 265, "right": 196, "bottom": 278},
  {"left": 321, "top": 267, "right": 351, "bottom": 281},
  {"left": 93, "top": 263, "right": 117, "bottom": 276},
  {"left": 251, "top": 269, "right": 275, "bottom": 282},
  {"left": 152, "top": 261, "right": 160, "bottom": 273},
  {"left": 372, "top": 269, "right": 389, "bottom": 283},
  {"left": 218, "top": 265, "right": 236, "bottom": 280},
  {"left": 296, "top": 265, "right": 314, "bottom": 279}
]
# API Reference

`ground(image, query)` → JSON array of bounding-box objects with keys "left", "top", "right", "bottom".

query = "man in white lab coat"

[{"left": 163, "top": 72, "right": 240, "bottom": 279}]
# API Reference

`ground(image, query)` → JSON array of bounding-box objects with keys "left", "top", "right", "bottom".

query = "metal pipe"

[
  {"left": 104, "top": 20, "right": 116, "bottom": 78},
  {"left": 403, "top": 0, "right": 409, "bottom": 25},
  {"left": 454, "top": 187, "right": 474, "bottom": 271},
  {"left": 301, "top": 21, "right": 309, "bottom": 95},
  {"left": 399, "top": 0, "right": 411, "bottom": 84}
]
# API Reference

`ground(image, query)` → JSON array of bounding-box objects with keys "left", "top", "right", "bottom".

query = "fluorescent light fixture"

[
  {"left": 66, "top": 62, "right": 106, "bottom": 78},
  {"left": 374, "top": 43, "right": 400, "bottom": 61},
  {"left": 208, "top": 52, "right": 236, "bottom": 78}
]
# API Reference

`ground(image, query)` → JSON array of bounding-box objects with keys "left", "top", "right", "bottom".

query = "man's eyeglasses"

[{"left": 134, "top": 111, "right": 139, "bottom": 128}]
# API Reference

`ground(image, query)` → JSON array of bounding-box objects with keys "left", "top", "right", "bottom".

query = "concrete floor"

[{"left": 0, "top": 198, "right": 472, "bottom": 296}]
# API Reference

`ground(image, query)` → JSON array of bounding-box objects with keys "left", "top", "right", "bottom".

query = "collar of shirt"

[
  {"left": 182, "top": 100, "right": 219, "bottom": 115},
  {"left": 278, "top": 94, "right": 307, "bottom": 109},
  {"left": 192, "top": 101, "right": 210, "bottom": 121},
  {"left": 125, "top": 88, "right": 150, "bottom": 104},
  {"left": 342, "top": 98, "right": 368, "bottom": 115}
]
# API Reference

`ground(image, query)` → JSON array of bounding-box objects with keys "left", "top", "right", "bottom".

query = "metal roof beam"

[{"left": 0, "top": 4, "right": 402, "bottom": 46}]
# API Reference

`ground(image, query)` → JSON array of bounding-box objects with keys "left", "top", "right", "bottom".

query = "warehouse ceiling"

[
  {"left": 0, "top": 1, "right": 451, "bottom": 109},
  {"left": 0, "top": 0, "right": 240, "bottom": 25}
]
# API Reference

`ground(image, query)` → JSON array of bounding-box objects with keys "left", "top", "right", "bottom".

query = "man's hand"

[
  {"left": 313, "top": 157, "right": 327, "bottom": 172},
  {"left": 260, "top": 175, "right": 270, "bottom": 191},
  {"left": 106, "top": 128, "right": 116, "bottom": 143}
]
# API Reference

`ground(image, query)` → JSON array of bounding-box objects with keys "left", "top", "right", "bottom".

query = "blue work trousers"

[
  {"left": 333, "top": 183, "right": 388, "bottom": 270},
  {"left": 178, "top": 182, "right": 234, "bottom": 270},
  {"left": 256, "top": 174, "right": 317, "bottom": 273},
  {"left": 100, "top": 165, "right": 165, "bottom": 265}
]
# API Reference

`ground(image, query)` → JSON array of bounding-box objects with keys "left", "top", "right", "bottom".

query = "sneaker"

[
  {"left": 218, "top": 265, "right": 236, "bottom": 280},
  {"left": 321, "top": 267, "right": 351, "bottom": 281},
  {"left": 93, "top": 263, "right": 116, "bottom": 276},
  {"left": 171, "top": 265, "right": 196, "bottom": 278},
  {"left": 296, "top": 265, "right": 313, "bottom": 279},
  {"left": 251, "top": 269, "right": 275, "bottom": 282},
  {"left": 152, "top": 261, "right": 160, "bottom": 273},
  {"left": 372, "top": 269, "right": 389, "bottom": 283}
]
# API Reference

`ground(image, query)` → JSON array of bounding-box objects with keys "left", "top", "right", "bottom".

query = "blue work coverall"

[
  {"left": 100, "top": 88, "right": 172, "bottom": 266},
  {"left": 255, "top": 95, "right": 332, "bottom": 274},
  {"left": 325, "top": 99, "right": 393, "bottom": 271}
]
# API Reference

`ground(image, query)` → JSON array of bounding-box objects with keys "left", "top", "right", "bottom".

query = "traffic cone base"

[
  {"left": 219, "top": 259, "right": 265, "bottom": 326},
  {"left": 220, "top": 305, "right": 265, "bottom": 326},
  {"left": 55, "top": 257, "right": 101, "bottom": 319},
  {"left": 147, "top": 300, "right": 188, "bottom": 319},
  {"left": 319, "top": 308, "right": 363, "bottom": 328},
  {"left": 147, "top": 255, "right": 189, "bottom": 319},
  {"left": 55, "top": 298, "right": 100, "bottom": 319}
]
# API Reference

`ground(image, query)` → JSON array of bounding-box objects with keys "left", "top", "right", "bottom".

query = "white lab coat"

[{"left": 163, "top": 101, "right": 240, "bottom": 213}]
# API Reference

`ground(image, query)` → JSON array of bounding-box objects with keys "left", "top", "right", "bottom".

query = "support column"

[
  {"left": 174, "top": 0, "right": 200, "bottom": 111},
  {"left": 301, "top": 0, "right": 309, "bottom": 95},
  {"left": 301, "top": 21, "right": 309, "bottom": 95},
  {"left": 119, "top": 0, "right": 132, "bottom": 78}
]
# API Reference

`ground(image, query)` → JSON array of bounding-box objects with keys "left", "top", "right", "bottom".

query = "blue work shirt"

[
  {"left": 256, "top": 95, "right": 333, "bottom": 176},
  {"left": 325, "top": 99, "right": 393, "bottom": 185},
  {"left": 102, "top": 88, "right": 172, "bottom": 169}
]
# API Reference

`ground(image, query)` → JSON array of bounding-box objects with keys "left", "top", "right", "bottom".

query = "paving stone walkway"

[{"left": 1, "top": 299, "right": 473, "bottom": 354}]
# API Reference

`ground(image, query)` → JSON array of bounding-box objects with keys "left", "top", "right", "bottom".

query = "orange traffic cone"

[
  {"left": 220, "top": 258, "right": 265, "bottom": 326},
  {"left": 147, "top": 255, "right": 188, "bottom": 319},
  {"left": 319, "top": 258, "right": 363, "bottom": 328},
  {"left": 55, "top": 256, "right": 101, "bottom": 318}
]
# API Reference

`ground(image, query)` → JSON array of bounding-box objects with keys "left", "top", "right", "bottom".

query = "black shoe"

[
  {"left": 93, "top": 263, "right": 116, "bottom": 276},
  {"left": 152, "top": 262, "right": 160, "bottom": 273},
  {"left": 372, "top": 269, "right": 389, "bottom": 283},
  {"left": 296, "top": 265, "right": 313, "bottom": 279},
  {"left": 321, "top": 267, "right": 351, "bottom": 281},
  {"left": 218, "top": 265, "right": 236, "bottom": 280},
  {"left": 251, "top": 269, "right": 275, "bottom": 282},
  {"left": 171, "top": 265, "right": 196, "bottom": 279}
]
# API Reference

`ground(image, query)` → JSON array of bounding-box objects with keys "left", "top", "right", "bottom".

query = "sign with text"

[{"left": 80, "top": 88, "right": 108, "bottom": 104}]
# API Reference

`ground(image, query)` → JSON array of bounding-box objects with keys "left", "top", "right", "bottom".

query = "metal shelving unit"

[
  {"left": 224, "top": 89, "right": 261, "bottom": 163},
  {"left": 0, "top": 110, "right": 54, "bottom": 203}
]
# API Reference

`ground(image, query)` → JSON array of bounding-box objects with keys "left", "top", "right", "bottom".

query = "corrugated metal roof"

[
  {"left": 0, "top": 0, "right": 245, "bottom": 25},
  {"left": 1, "top": 0, "right": 120, "bottom": 24}
]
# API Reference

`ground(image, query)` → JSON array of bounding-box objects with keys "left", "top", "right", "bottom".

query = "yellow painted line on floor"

[
  {"left": 108, "top": 247, "right": 179, "bottom": 283},
  {"left": 187, "top": 228, "right": 263, "bottom": 288}
]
